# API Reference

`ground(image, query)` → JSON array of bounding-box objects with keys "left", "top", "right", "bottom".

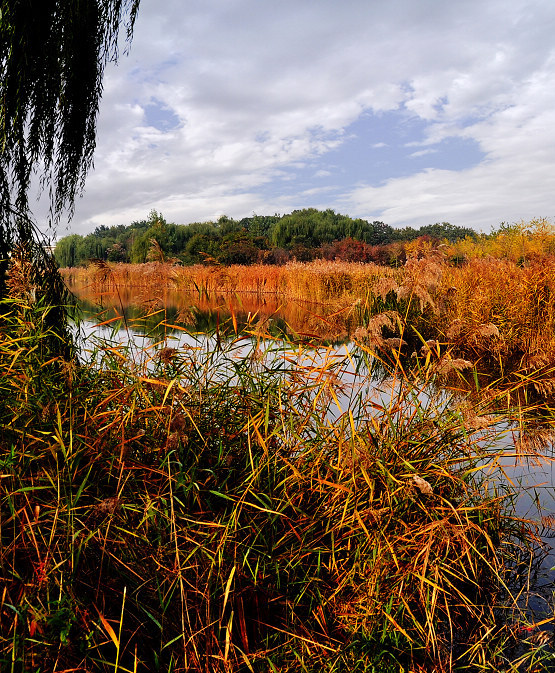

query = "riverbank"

[{"left": 1, "top": 292, "right": 554, "bottom": 671}]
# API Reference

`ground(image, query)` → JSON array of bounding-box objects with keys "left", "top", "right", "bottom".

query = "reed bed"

[
  {"left": 64, "top": 249, "right": 555, "bottom": 383},
  {"left": 1, "top": 291, "right": 554, "bottom": 672},
  {"left": 64, "top": 260, "right": 397, "bottom": 303}
]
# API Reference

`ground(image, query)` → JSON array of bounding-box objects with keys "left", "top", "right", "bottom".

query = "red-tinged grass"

[
  {"left": 1, "top": 291, "right": 554, "bottom": 672},
  {"left": 63, "top": 259, "right": 397, "bottom": 305}
]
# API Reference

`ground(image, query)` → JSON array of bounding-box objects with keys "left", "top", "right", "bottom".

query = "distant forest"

[{"left": 54, "top": 208, "right": 478, "bottom": 267}]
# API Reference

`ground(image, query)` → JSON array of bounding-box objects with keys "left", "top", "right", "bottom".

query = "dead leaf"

[{"left": 411, "top": 475, "right": 433, "bottom": 496}]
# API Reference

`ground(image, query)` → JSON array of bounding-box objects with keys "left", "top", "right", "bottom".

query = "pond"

[{"left": 73, "top": 284, "right": 354, "bottom": 343}]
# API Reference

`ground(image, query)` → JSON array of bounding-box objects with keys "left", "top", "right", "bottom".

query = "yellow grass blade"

[
  {"left": 96, "top": 609, "right": 119, "bottom": 648},
  {"left": 221, "top": 565, "right": 236, "bottom": 624}
]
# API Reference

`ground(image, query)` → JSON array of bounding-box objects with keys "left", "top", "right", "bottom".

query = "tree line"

[{"left": 54, "top": 208, "right": 478, "bottom": 267}]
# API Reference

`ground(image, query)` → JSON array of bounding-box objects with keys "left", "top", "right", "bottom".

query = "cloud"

[
  {"left": 349, "top": 54, "right": 555, "bottom": 230},
  {"left": 409, "top": 149, "right": 438, "bottom": 159},
  {"left": 47, "top": 0, "right": 555, "bottom": 234}
]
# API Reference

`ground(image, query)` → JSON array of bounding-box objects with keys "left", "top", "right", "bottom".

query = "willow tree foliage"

[{"left": 0, "top": 0, "right": 140, "bottom": 301}]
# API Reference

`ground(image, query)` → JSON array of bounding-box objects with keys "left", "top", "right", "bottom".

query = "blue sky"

[{"left": 56, "top": 0, "right": 555, "bottom": 235}]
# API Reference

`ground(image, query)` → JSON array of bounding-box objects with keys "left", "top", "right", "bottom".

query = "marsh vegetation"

[{"left": 3, "top": 222, "right": 555, "bottom": 671}]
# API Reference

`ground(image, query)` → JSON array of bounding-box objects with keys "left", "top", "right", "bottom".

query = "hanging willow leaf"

[
  {"left": 0, "top": 0, "right": 140, "bottom": 220},
  {"left": 0, "top": 0, "right": 140, "bottom": 314}
]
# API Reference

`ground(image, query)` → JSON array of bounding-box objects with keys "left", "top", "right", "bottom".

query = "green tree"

[
  {"left": 80, "top": 232, "right": 107, "bottom": 261},
  {"left": 54, "top": 234, "right": 84, "bottom": 268},
  {"left": 129, "top": 210, "right": 168, "bottom": 263},
  {"left": 219, "top": 230, "right": 260, "bottom": 265},
  {"left": 0, "top": 0, "right": 140, "bottom": 300},
  {"left": 106, "top": 242, "right": 128, "bottom": 262},
  {"left": 184, "top": 232, "right": 221, "bottom": 264},
  {"left": 418, "top": 222, "right": 477, "bottom": 242},
  {"left": 269, "top": 209, "right": 395, "bottom": 249}
]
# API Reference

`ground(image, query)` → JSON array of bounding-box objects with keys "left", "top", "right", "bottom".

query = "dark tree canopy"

[
  {"left": 0, "top": 0, "right": 140, "bottom": 311},
  {"left": 0, "top": 0, "right": 140, "bottom": 219}
]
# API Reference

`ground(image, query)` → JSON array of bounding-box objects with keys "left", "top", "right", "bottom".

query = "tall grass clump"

[{"left": 1, "top": 291, "right": 553, "bottom": 672}]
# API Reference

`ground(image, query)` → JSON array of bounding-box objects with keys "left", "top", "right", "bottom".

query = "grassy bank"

[{"left": 1, "top": 292, "right": 554, "bottom": 672}]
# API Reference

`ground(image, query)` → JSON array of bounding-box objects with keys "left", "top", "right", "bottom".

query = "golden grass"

[
  {"left": 1, "top": 296, "right": 553, "bottom": 671},
  {"left": 64, "top": 259, "right": 396, "bottom": 303}
]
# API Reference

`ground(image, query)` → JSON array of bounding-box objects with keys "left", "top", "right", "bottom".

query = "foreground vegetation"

[
  {"left": 3, "top": 220, "right": 555, "bottom": 671},
  {"left": 4, "top": 0, "right": 555, "bottom": 665},
  {"left": 3, "top": 2, "right": 555, "bottom": 663},
  {"left": 1, "top": 285, "right": 555, "bottom": 671}
]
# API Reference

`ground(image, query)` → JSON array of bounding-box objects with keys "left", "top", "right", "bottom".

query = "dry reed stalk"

[
  {"left": 5, "top": 243, "right": 37, "bottom": 302},
  {"left": 353, "top": 310, "right": 402, "bottom": 349},
  {"left": 395, "top": 247, "right": 446, "bottom": 312},
  {"left": 513, "top": 425, "right": 555, "bottom": 457},
  {"left": 421, "top": 256, "right": 555, "bottom": 368}
]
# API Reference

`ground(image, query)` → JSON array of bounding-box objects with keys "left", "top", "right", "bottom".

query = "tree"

[
  {"left": 129, "top": 210, "right": 169, "bottom": 263},
  {"left": 54, "top": 234, "right": 84, "bottom": 268},
  {"left": 106, "top": 242, "right": 128, "bottom": 262},
  {"left": 418, "top": 222, "right": 477, "bottom": 243},
  {"left": 219, "top": 231, "right": 259, "bottom": 265},
  {"left": 269, "top": 209, "right": 395, "bottom": 249},
  {"left": 0, "top": 0, "right": 140, "bottom": 300}
]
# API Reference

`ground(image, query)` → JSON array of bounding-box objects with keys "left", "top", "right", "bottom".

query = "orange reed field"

[
  {"left": 63, "top": 259, "right": 396, "bottom": 303},
  {"left": 62, "top": 238, "right": 555, "bottom": 370}
]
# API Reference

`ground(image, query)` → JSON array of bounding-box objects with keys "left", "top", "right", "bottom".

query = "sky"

[{"left": 55, "top": 0, "right": 555, "bottom": 236}]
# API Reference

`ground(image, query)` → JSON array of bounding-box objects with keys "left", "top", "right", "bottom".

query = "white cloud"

[
  {"left": 350, "top": 52, "right": 555, "bottom": 230},
  {"left": 409, "top": 149, "right": 438, "bottom": 159},
  {"left": 47, "top": 0, "right": 555, "bottom": 234}
]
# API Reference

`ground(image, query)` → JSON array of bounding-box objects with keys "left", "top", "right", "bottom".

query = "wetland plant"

[{"left": 0, "top": 298, "right": 553, "bottom": 672}]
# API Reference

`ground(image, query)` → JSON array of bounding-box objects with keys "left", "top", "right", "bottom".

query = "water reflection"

[{"left": 74, "top": 286, "right": 354, "bottom": 344}]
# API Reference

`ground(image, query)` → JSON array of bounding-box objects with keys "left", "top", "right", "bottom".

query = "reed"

[
  {"left": 61, "top": 245, "right": 555, "bottom": 401},
  {"left": 64, "top": 259, "right": 397, "bottom": 304},
  {"left": 1, "top": 291, "right": 553, "bottom": 672}
]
